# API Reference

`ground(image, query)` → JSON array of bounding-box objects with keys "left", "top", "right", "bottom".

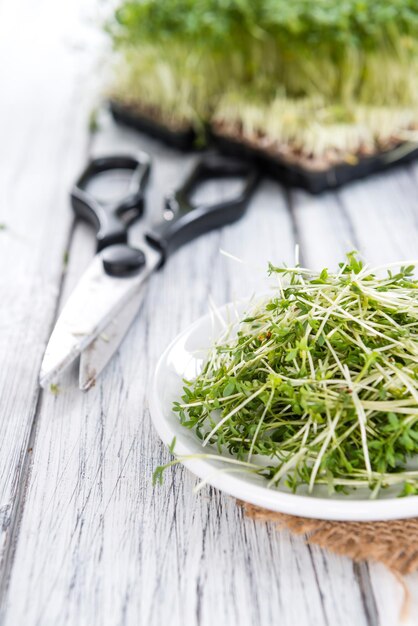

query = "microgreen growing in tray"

[
  {"left": 172, "top": 253, "right": 418, "bottom": 498},
  {"left": 107, "top": 0, "right": 418, "bottom": 164}
]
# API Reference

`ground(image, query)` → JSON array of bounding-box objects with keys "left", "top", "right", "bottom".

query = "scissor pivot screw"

[
  {"left": 163, "top": 209, "right": 174, "bottom": 221},
  {"left": 164, "top": 195, "right": 179, "bottom": 220},
  {"left": 102, "top": 244, "right": 146, "bottom": 277}
]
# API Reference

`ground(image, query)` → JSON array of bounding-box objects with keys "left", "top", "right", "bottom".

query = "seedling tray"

[
  {"left": 109, "top": 100, "right": 418, "bottom": 193},
  {"left": 109, "top": 100, "right": 197, "bottom": 151},
  {"left": 211, "top": 131, "right": 418, "bottom": 194}
]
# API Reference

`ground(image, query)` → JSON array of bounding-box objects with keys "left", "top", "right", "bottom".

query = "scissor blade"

[
  {"left": 39, "top": 243, "right": 160, "bottom": 388},
  {"left": 78, "top": 287, "right": 147, "bottom": 391}
]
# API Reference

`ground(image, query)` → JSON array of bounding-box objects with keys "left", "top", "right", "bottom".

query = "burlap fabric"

[
  {"left": 240, "top": 502, "right": 418, "bottom": 619},
  {"left": 241, "top": 502, "right": 418, "bottom": 576}
]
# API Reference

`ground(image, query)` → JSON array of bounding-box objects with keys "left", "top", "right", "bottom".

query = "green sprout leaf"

[{"left": 49, "top": 383, "right": 60, "bottom": 396}]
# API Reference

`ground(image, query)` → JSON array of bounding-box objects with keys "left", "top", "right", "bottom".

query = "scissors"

[{"left": 39, "top": 152, "right": 260, "bottom": 390}]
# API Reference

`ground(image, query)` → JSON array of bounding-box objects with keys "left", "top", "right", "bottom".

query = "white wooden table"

[{"left": 2, "top": 2, "right": 418, "bottom": 624}]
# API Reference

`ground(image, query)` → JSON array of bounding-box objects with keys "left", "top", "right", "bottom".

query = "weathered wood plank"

[
  {"left": 2, "top": 105, "right": 372, "bottom": 626},
  {"left": 0, "top": 0, "right": 97, "bottom": 595}
]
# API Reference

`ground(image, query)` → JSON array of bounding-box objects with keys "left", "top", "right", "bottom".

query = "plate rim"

[{"left": 150, "top": 301, "right": 418, "bottom": 521}]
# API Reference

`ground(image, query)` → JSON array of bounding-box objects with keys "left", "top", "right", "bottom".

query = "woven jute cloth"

[
  {"left": 241, "top": 502, "right": 418, "bottom": 619},
  {"left": 241, "top": 502, "right": 418, "bottom": 575}
]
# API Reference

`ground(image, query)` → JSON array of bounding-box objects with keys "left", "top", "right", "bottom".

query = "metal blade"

[
  {"left": 78, "top": 287, "right": 147, "bottom": 391},
  {"left": 39, "top": 242, "right": 160, "bottom": 388}
]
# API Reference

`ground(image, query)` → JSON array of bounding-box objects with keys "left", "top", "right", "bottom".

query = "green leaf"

[{"left": 223, "top": 381, "right": 236, "bottom": 397}]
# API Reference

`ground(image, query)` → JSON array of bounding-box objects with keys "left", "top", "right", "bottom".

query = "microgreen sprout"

[
  {"left": 173, "top": 253, "right": 418, "bottom": 498},
  {"left": 107, "top": 0, "right": 418, "bottom": 161},
  {"left": 88, "top": 108, "right": 100, "bottom": 134},
  {"left": 49, "top": 383, "right": 60, "bottom": 396}
]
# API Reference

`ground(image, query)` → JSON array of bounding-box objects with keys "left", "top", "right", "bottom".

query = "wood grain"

[
  {"left": 0, "top": 0, "right": 98, "bottom": 597},
  {"left": 1, "top": 108, "right": 376, "bottom": 626}
]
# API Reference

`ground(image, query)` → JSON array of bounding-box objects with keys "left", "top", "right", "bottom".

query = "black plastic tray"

[
  {"left": 109, "top": 100, "right": 418, "bottom": 193},
  {"left": 109, "top": 100, "right": 197, "bottom": 151},
  {"left": 211, "top": 132, "right": 418, "bottom": 194}
]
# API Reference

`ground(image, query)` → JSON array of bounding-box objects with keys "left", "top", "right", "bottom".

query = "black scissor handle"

[
  {"left": 146, "top": 155, "right": 260, "bottom": 265},
  {"left": 71, "top": 153, "right": 151, "bottom": 252}
]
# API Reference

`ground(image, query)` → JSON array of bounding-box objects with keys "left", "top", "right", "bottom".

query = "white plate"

[{"left": 150, "top": 299, "right": 418, "bottom": 521}]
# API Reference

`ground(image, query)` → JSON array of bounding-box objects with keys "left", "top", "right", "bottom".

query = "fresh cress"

[{"left": 170, "top": 253, "right": 418, "bottom": 498}]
